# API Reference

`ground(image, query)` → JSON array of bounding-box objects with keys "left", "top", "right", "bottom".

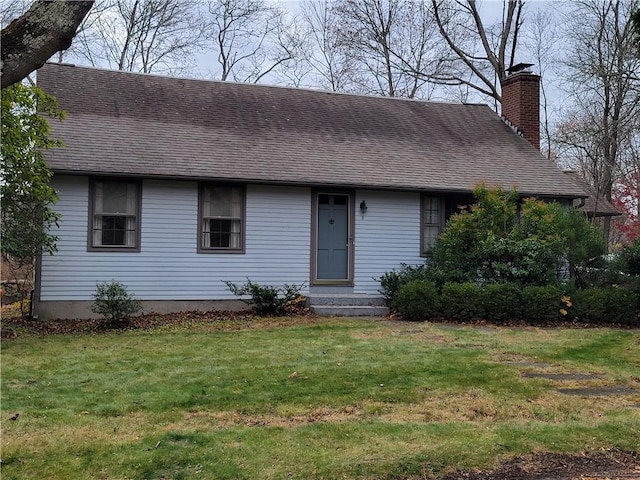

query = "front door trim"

[{"left": 310, "top": 189, "right": 355, "bottom": 286}]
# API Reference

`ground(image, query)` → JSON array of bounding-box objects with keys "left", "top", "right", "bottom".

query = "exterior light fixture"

[{"left": 360, "top": 200, "right": 368, "bottom": 217}]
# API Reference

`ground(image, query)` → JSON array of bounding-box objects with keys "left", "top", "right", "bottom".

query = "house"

[
  {"left": 34, "top": 62, "right": 588, "bottom": 320},
  {"left": 564, "top": 171, "right": 620, "bottom": 219}
]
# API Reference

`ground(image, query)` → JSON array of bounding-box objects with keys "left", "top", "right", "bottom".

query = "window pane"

[
  {"left": 92, "top": 180, "right": 138, "bottom": 248},
  {"left": 211, "top": 219, "right": 230, "bottom": 248},
  {"left": 205, "top": 186, "right": 242, "bottom": 217},
  {"left": 210, "top": 187, "right": 231, "bottom": 217},
  {"left": 101, "top": 182, "right": 130, "bottom": 214},
  {"left": 423, "top": 197, "right": 440, "bottom": 225},
  {"left": 230, "top": 188, "right": 242, "bottom": 217},
  {"left": 101, "top": 216, "right": 126, "bottom": 246},
  {"left": 208, "top": 219, "right": 242, "bottom": 248},
  {"left": 423, "top": 225, "right": 439, "bottom": 250},
  {"left": 201, "top": 185, "right": 243, "bottom": 250},
  {"left": 422, "top": 197, "right": 441, "bottom": 253}
]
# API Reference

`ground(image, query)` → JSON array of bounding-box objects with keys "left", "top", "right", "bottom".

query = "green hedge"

[
  {"left": 378, "top": 264, "right": 431, "bottom": 307},
  {"left": 571, "top": 288, "right": 639, "bottom": 325},
  {"left": 395, "top": 280, "right": 440, "bottom": 321},
  {"left": 391, "top": 280, "right": 638, "bottom": 326},
  {"left": 521, "top": 285, "right": 565, "bottom": 324},
  {"left": 481, "top": 283, "right": 522, "bottom": 324},
  {"left": 440, "top": 282, "right": 483, "bottom": 322}
]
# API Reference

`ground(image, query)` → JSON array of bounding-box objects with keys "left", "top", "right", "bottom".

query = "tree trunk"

[{"left": 1, "top": 0, "right": 94, "bottom": 89}]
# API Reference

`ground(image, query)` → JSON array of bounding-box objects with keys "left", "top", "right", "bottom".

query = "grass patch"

[{"left": 2, "top": 318, "right": 639, "bottom": 479}]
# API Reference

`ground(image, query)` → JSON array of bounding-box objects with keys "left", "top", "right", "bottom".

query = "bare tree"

[
  {"left": 634, "top": 8, "right": 640, "bottom": 50},
  {"left": 299, "top": 0, "right": 354, "bottom": 91},
  {"left": 523, "top": 7, "right": 559, "bottom": 159},
  {"left": 68, "top": 0, "right": 202, "bottom": 74},
  {"left": 204, "top": 0, "right": 304, "bottom": 83},
  {"left": 322, "top": 0, "right": 442, "bottom": 98},
  {"left": 1, "top": 0, "right": 94, "bottom": 88},
  {"left": 554, "top": 0, "right": 640, "bottom": 243},
  {"left": 430, "top": 0, "right": 524, "bottom": 106},
  {"left": 1, "top": 0, "right": 30, "bottom": 28}
]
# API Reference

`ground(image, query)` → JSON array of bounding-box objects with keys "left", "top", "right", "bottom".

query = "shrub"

[
  {"left": 582, "top": 248, "right": 640, "bottom": 292},
  {"left": 603, "top": 288, "right": 639, "bottom": 325},
  {"left": 480, "top": 283, "right": 522, "bottom": 324},
  {"left": 394, "top": 280, "right": 440, "bottom": 321},
  {"left": 378, "top": 263, "right": 431, "bottom": 307},
  {"left": 626, "top": 244, "right": 640, "bottom": 276},
  {"left": 225, "top": 279, "right": 305, "bottom": 316},
  {"left": 571, "top": 288, "right": 607, "bottom": 323},
  {"left": 440, "top": 282, "right": 483, "bottom": 322},
  {"left": 91, "top": 281, "right": 142, "bottom": 325},
  {"left": 572, "top": 287, "right": 638, "bottom": 325},
  {"left": 576, "top": 257, "right": 623, "bottom": 289},
  {"left": 520, "top": 285, "right": 565, "bottom": 324},
  {"left": 617, "top": 240, "right": 640, "bottom": 277},
  {"left": 431, "top": 185, "right": 605, "bottom": 286}
]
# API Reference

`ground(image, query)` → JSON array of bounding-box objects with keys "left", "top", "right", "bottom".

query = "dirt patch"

[
  {"left": 505, "top": 361, "right": 557, "bottom": 368},
  {"left": 172, "top": 406, "right": 366, "bottom": 430},
  {"left": 521, "top": 372, "right": 605, "bottom": 381},
  {"left": 557, "top": 386, "right": 638, "bottom": 396},
  {"left": 378, "top": 320, "right": 455, "bottom": 344},
  {"left": 436, "top": 449, "right": 640, "bottom": 480}
]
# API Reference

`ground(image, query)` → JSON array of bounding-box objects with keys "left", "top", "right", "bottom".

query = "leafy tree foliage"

[
  {"left": 431, "top": 185, "right": 606, "bottom": 286},
  {"left": 1, "top": 83, "right": 63, "bottom": 315},
  {"left": 611, "top": 171, "right": 639, "bottom": 245},
  {"left": 616, "top": 239, "right": 640, "bottom": 276}
]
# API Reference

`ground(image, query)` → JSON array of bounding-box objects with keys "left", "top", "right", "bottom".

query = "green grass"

[{"left": 2, "top": 319, "right": 639, "bottom": 479}]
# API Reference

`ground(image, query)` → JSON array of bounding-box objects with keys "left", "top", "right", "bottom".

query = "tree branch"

[{"left": 1, "top": 0, "right": 94, "bottom": 89}]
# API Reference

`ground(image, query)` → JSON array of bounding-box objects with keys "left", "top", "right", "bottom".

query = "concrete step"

[
  {"left": 311, "top": 305, "right": 390, "bottom": 317},
  {"left": 307, "top": 294, "right": 386, "bottom": 307}
]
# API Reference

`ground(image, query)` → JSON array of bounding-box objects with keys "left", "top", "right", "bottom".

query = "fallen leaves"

[{"left": 0, "top": 310, "right": 316, "bottom": 339}]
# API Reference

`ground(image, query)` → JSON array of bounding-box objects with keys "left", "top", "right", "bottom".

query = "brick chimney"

[{"left": 500, "top": 63, "right": 540, "bottom": 150}]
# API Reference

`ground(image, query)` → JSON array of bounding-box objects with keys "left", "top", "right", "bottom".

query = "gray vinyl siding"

[
  {"left": 354, "top": 190, "right": 424, "bottom": 293},
  {"left": 41, "top": 178, "right": 425, "bottom": 301},
  {"left": 40, "top": 177, "right": 310, "bottom": 301}
]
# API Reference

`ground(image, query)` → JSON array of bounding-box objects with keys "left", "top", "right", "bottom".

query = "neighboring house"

[
  {"left": 564, "top": 171, "right": 620, "bottom": 219},
  {"left": 35, "top": 62, "right": 588, "bottom": 320}
]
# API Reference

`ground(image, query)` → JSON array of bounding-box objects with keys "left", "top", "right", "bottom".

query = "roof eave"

[{"left": 49, "top": 169, "right": 586, "bottom": 200}]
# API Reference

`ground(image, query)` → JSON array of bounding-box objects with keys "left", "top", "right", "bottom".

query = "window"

[
  {"left": 90, "top": 179, "right": 140, "bottom": 250},
  {"left": 421, "top": 196, "right": 441, "bottom": 254},
  {"left": 421, "top": 195, "right": 474, "bottom": 255},
  {"left": 199, "top": 185, "right": 245, "bottom": 252}
]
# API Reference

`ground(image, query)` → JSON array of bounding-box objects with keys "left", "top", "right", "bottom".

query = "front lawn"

[{"left": 1, "top": 317, "right": 639, "bottom": 479}]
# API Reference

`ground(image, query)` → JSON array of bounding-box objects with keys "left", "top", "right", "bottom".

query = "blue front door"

[{"left": 316, "top": 194, "right": 350, "bottom": 281}]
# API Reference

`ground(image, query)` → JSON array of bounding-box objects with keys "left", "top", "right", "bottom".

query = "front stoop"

[{"left": 307, "top": 294, "right": 389, "bottom": 317}]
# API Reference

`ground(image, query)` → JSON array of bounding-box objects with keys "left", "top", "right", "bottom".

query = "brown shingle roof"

[
  {"left": 565, "top": 171, "right": 621, "bottom": 217},
  {"left": 38, "top": 63, "right": 587, "bottom": 198}
]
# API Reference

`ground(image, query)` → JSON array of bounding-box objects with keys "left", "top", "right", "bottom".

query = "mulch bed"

[
  {"left": 2, "top": 307, "right": 638, "bottom": 340},
  {"left": 438, "top": 449, "right": 640, "bottom": 480},
  {"left": 0, "top": 309, "right": 317, "bottom": 339}
]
